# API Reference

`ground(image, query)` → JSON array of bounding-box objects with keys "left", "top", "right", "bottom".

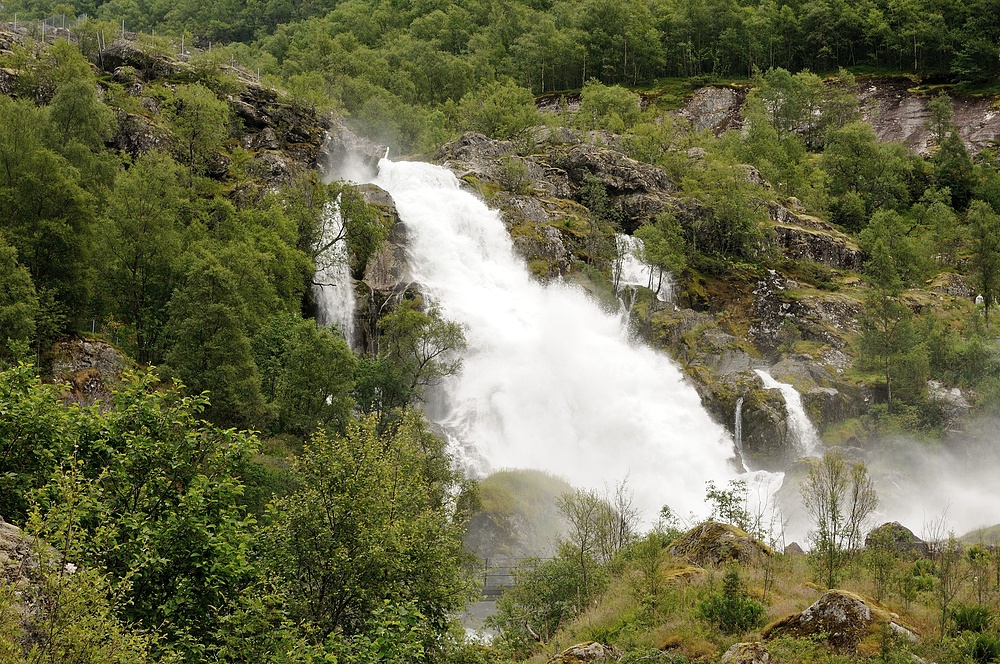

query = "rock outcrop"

[
  {"left": 0, "top": 517, "right": 35, "bottom": 589},
  {"left": 769, "top": 203, "right": 863, "bottom": 271},
  {"left": 52, "top": 338, "right": 128, "bottom": 403},
  {"left": 721, "top": 641, "right": 770, "bottom": 664},
  {"left": 547, "top": 642, "right": 619, "bottom": 664},
  {"left": 763, "top": 589, "right": 918, "bottom": 651},
  {"left": 669, "top": 521, "right": 772, "bottom": 566},
  {"left": 865, "top": 522, "right": 931, "bottom": 558},
  {"left": 97, "top": 39, "right": 182, "bottom": 81},
  {"left": 860, "top": 78, "right": 1000, "bottom": 155},
  {"left": 675, "top": 86, "right": 746, "bottom": 134}
]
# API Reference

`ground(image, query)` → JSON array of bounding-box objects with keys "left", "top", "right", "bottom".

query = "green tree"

[
  {"left": 263, "top": 410, "right": 469, "bottom": 645},
  {"left": 633, "top": 212, "right": 687, "bottom": 293},
  {"left": 0, "top": 460, "right": 152, "bottom": 664},
  {"left": 823, "top": 122, "right": 913, "bottom": 225},
  {"left": 697, "top": 567, "right": 765, "bottom": 634},
  {"left": 928, "top": 95, "right": 976, "bottom": 210},
  {"left": 0, "top": 363, "right": 74, "bottom": 522},
  {"left": 98, "top": 151, "right": 184, "bottom": 363},
  {"left": 800, "top": 448, "right": 878, "bottom": 588},
  {"left": 968, "top": 200, "right": 1000, "bottom": 327},
  {"left": 272, "top": 316, "right": 357, "bottom": 436},
  {"left": 858, "top": 240, "right": 928, "bottom": 406},
  {"left": 377, "top": 299, "right": 466, "bottom": 397},
  {"left": 0, "top": 96, "right": 96, "bottom": 335},
  {"left": 164, "top": 252, "right": 265, "bottom": 428},
  {"left": 165, "top": 83, "right": 231, "bottom": 182},
  {"left": 0, "top": 239, "right": 38, "bottom": 357},
  {"left": 453, "top": 79, "right": 538, "bottom": 140},
  {"left": 574, "top": 79, "right": 641, "bottom": 132}
]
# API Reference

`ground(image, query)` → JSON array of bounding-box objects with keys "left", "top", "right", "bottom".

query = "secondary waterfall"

[
  {"left": 734, "top": 396, "right": 745, "bottom": 466},
  {"left": 754, "top": 369, "right": 821, "bottom": 457},
  {"left": 374, "top": 158, "right": 740, "bottom": 520},
  {"left": 616, "top": 234, "right": 673, "bottom": 302},
  {"left": 312, "top": 196, "right": 356, "bottom": 348}
]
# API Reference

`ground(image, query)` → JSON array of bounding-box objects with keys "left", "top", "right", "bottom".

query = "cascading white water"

[
  {"left": 754, "top": 369, "right": 821, "bottom": 457},
  {"left": 312, "top": 196, "right": 356, "bottom": 348},
  {"left": 374, "top": 158, "right": 743, "bottom": 520},
  {"left": 616, "top": 234, "right": 673, "bottom": 302},
  {"left": 734, "top": 396, "right": 745, "bottom": 466}
]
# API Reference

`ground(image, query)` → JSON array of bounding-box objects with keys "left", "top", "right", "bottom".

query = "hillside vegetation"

[{"left": 1, "top": 0, "right": 1000, "bottom": 660}]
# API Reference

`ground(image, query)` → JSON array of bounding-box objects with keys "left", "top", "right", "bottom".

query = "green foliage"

[
  {"left": 704, "top": 479, "right": 752, "bottom": 533},
  {"left": 951, "top": 605, "right": 994, "bottom": 634},
  {"left": 488, "top": 555, "right": 601, "bottom": 657},
  {"left": 97, "top": 151, "right": 185, "bottom": 363},
  {"left": 164, "top": 250, "right": 265, "bottom": 428},
  {"left": 263, "top": 410, "right": 469, "bottom": 645},
  {"left": 633, "top": 212, "right": 686, "bottom": 293},
  {"left": 681, "top": 161, "right": 769, "bottom": 263},
  {"left": 967, "top": 631, "right": 1000, "bottom": 664},
  {"left": 0, "top": 463, "right": 153, "bottom": 663},
  {"left": 696, "top": 568, "right": 765, "bottom": 634},
  {"left": 968, "top": 200, "right": 1000, "bottom": 327},
  {"left": 575, "top": 79, "right": 641, "bottom": 132},
  {"left": 267, "top": 315, "right": 357, "bottom": 436},
  {"left": 164, "top": 83, "right": 231, "bottom": 180},
  {"left": 823, "top": 122, "right": 914, "bottom": 225},
  {"left": 454, "top": 79, "right": 539, "bottom": 140},
  {"left": 0, "top": 239, "right": 38, "bottom": 357},
  {"left": 497, "top": 155, "right": 531, "bottom": 194},
  {"left": 377, "top": 298, "right": 466, "bottom": 397}
]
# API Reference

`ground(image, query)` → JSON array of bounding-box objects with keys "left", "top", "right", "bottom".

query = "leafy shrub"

[
  {"left": 968, "top": 632, "right": 1000, "bottom": 664},
  {"left": 697, "top": 568, "right": 765, "bottom": 634},
  {"left": 498, "top": 156, "right": 530, "bottom": 194},
  {"left": 953, "top": 604, "right": 995, "bottom": 634}
]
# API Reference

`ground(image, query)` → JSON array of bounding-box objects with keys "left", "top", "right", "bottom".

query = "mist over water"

[
  {"left": 374, "top": 158, "right": 741, "bottom": 520},
  {"left": 867, "top": 429, "right": 1000, "bottom": 540}
]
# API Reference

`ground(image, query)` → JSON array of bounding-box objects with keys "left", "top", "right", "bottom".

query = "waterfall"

[
  {"left": 374, "top": 158, "right": 743, "bottom": 520},
  {"left": 312, "top": 195, "right": 356, "bottom": 348},
  {"left": 734, "top": 396, "right": 745, "bottom": 461},
  {"left": 615, "top": 234, "right": 673, "bottom": 302},
  {"left": 754, "top": 369, "right": 821, "bottom": 457}
]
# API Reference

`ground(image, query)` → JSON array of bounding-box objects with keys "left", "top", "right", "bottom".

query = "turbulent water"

[
  {"left": 312, "top": 197, "right": 357, "bottom": 348},
  {"left": 374, "top": 158, "right": 743, "bottom": 520},
  {"left": 755, "top": 370, "right": 821, "bottom": 458}
]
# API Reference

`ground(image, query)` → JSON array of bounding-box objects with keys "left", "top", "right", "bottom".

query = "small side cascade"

[
  {"left": 733, "top": 396, "right": 750, "bottom": 472},
  {"left": 312, "top": 194, "right": 357, "bottom": 348},
  {"left": 615, "top": 234, "right": 673, "bottom": 303},
  {"left": 754, "top": 369, "right": 821, "bottom": 457}
]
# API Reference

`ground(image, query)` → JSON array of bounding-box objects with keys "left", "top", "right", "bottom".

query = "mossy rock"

[
  {"left": 762, "top": 589, "right": 918, "bottom": 652},
  {"left": 668, "top": 521, "right": 772, "bottom": 566}
]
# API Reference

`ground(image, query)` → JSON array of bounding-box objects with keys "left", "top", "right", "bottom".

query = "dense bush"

[{"left": 697, "top": 568, "right": 765, "bottom": 634}]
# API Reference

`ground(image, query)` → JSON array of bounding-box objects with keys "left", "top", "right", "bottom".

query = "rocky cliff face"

[{"left": 676, "top": 76, "right": 1000, "bottom": 155}]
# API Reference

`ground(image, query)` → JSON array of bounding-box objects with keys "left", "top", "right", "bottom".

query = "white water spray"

[
  {"left": 754, "top": 369, "right": 821, "bottom": 457},
  {"left": 374, "top": 158, "right": 743, "bottom": 520},
  {"left": 312, "top": 195, "right": 356, "bottom": 348}
]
